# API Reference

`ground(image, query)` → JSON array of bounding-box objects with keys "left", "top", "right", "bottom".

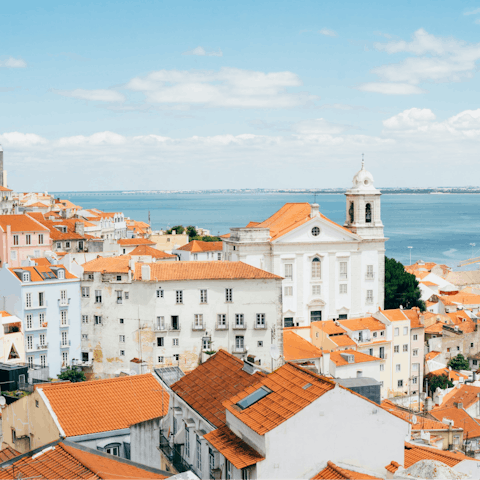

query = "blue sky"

[{"left": 2, "top": 0, "right": 480, "bottom": 191}]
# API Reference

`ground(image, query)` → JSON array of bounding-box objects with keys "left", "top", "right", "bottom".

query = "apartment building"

[
  {"left": 173, "top": 240, "right": 223, "bottom": 261},
  {"left": 0, "top": 258, "right": 81, "bottom": 376},
  {"left": 79, "top": 258, "right": 283, "bottom": 377}
]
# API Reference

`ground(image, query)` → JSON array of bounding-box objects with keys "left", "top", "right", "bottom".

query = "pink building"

[{"left": 0, "top": 215, "right": 51, "bottom": 268}]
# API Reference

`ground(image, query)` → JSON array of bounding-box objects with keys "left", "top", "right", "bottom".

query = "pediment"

[{"left": 308, "top": 298, "right": 326, "bottom": 307}]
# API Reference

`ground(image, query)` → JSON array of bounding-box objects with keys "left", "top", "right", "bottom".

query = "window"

[
  {"left": 95, "top": 290, "right": 102, "bottom": 303},
  {"left": 125, "top": 291, "right": 129, "bottom": 299},
  {"left": 413, "top": 349, "right": 419, "bottom": 356},
  {"left": 202, "top": 337, "right": 211, "bottom": 350},
  {"left": 173, "top": 338, "right": 179, "bottom": 346},
  {"left": 27, "top": 356, "right": 33, "bottom": 368},
  {"left": 173, "top": 354, "right": 179, "bottom": 361},
  {"left": 447, "top": 347, "right": 451, "bottom": 353},
  {"left": 61, "top": 310, "right": 67, "bottom": 325},
  {"left": 284, "top": 317, "right": 294, "bottom": 328},
  {"left": 235, "top": 336, "right": 245, "bottom": 351},
  {"left": 119, "top": 350, "right": 125, "bottom": 356},
  {"left": 94, "top": 315, "right": 102, "bottom": 325},
  {"left": 116, "top": 291, "right": 122, "bottom": 304},
  {"left": 117, "top": 335, "right": 125, "bottom": 343},
  {"left": 284, "top": 286, "right": 293, "bottom": 296},
  {"left": 194, "top": 314, "right": 203, "bottom": 329},
  {"left": 156, "top": 337, "right": 164, "bottom": 347},
  {"left": 258, "top": 341, "right": 263, "bottom": 347},
  {"left": 457, "top": 346, "right": 460, "bottom": 351},
  {"left": 176, "top": 290, "right": 183, "bottom": 304},
  {"left": 312, "top": 285, "right": 321, "bottom": 295},
  {"left": 366, "top": 265, "right": 374, "bottom": 279},
  {"left": 23, "top": 272, "right": 30, "bottom": 282},
  {"left": 226, "top": 460, "right": 232, "bottom": 480},
  {"left": 235, "top": 314, "right": 244, "bottom": 327},
  {"left": 311, "top": 258, "right": 321, "bottom": 279},
  {"left": 284, "top": 264, "right": 293, "bottom": 279},
  {"left": 196, "top": 435, "right": 202, "bottom": 471},
  {"left": 106, "top": 446, "right": 119, "bottom": 456},
  {"left": 13, "top": 235, "right": 18, "bottom": 246},
  {"left": 403, "top": 344, "right": 408, "bottom": 352},
  {"left": 403, "top": 327, "right": 408, "bottom": 335},
  {"left": 339, "top": 314, "right": 348, "bottom": 319},
  {"left": 12, "top": 429, "right": 16, "bottom": 444},
  {"left": 26, "top": 314, "right": 32, "bottom": 329},
  {"left": 413, "top": 334, "right": 418, "bottom": 341},
  {"left": 471, "top": 343, "right": 475, "bottom": 348},
  {"left": 373, "top": 332, "right": 377, "bottom": 338},
  {"left": 397, "top": 379, "right": 403, "bottom": 387},
  {"left": 200, "top": 289, "right": 207, "bottom": 303},
  {"left": 156, "top": 289, "right": 164, "bottom": 298},
  {"left": 40, "top": 355, "right": 46, "bottom": 368},
  {"left": 193, "top": 253, "right": 198, "bottom": 260},
  {"left": 380, "top": 364, "right": 384, "bottom": 371},
  {"left": 225, "top": 288, "right": 233, "bottom": 302},
  {"left": 156, "top": 316, "right": 165, "bottom": 330},
  {"left": 185, "top": 426, "right": 190, "bottom": 458},
  {"left": 62, "top": 351, "right": 68, "bottom": 366},
  {"left": 82, "top": 334, "right": 88, "bottom": 340},
  {"left": 394, "top": 328, "right": 399, "bottom": 336},
  {"left": 366, "top": 290, "right": 373, "bottom": 303},
  {"left": 339, "top": 262, "right": 347, "bottom": 280},
  {"left": 158, "top": 356, "right": 164, "bottom": 363},
  {"left": 209, "top": 447, "right": 214, "bottom": 479},
  {"left": 396, "top": 364, "right": 401, "bottom": 372},
  {"left": 311, "top": 226, "right": 320, "bottom": 236},
  {"left": 394, "top": 345, "right": 399, "bottom": 353},
  {"left": 10, "top": 250, "right": 16, "bottom": 261},
  {"left": 171, "top": 316, "right": 179, "bottom": 330},
  {"left": 60, "top": 290, "right": 67, "bottom": 305},
  {"left": 380, "top": 331, "right": 385, "bottom": 336},
  {"left": 365, "top": 203, "right": 372, "bottom": 223},
  {"left": 38, "top": 234, "right": 44, "bottom": 244},
  {"left": 217, "top": 253, "right": 222, "bottom": 260},
  {"left": 217, "top": 314, "right": 226, "bottom": 328},
  {"left": 368, "top": 348, "right": 373, "bottom": 356},
  {"left": 61, "top": 331, "right": 68, "bottom": 346},
  {"left": 25, "top": 293, "right": 32, "bottom": 308},
  {"left": 56, "top": 242, "right": 61, "bottom": 249},
  {"left": 412, "top": 363, "right": 419, "bottom": 371},
  {"left": 65, "top": 241, "right": 70, "bottom": 249},
  {"left": 339, "top": 284, "right": 347, "bottom": 294},
  {"left": 311, "top": 311, "right": 322, "bottom": 322},
  {"left": 40, "top": 334, "right": 46, "bottom": 346},
  {"left": 26, "top": 234, "right": 31, "bottom": 245},
  {"left": 82, "top": 315, "right": 88, "bottom": 324},
  {"left": 256, "top": 313, "right": 265, "bottom": 327},
  {"left": 38, "top": 292, "right": 45, "bottom": 306},
  {"left": 78, "top": 240, "right": 84, "bottom": 250},
  {"left": 116, "top": 275, "right": 122, "bottom": 281}
]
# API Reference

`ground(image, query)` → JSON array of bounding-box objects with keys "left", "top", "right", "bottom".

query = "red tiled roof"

[
  {"left": 283, "top": 331, "right": 323, "bottom": 361},
  {"left": 330, "top": 350, "right": 380, "bottom": 367},
  {"left": 224, "top": 363, "right": 335, "bottom": 435},
  {"left": 39, "top": 374, "right": 168, "bottom": 437},
  {"left": 82, "top": 256, "right": 131, "bottom": 274},
  {"left": 434, "top": 385, "right": 480, "bottom": 410},
  {"left": 0, "top": 446, "right": 19, "bottom": 462},
  {"left": 0, "top": 214, "right": 48, "bottom": 233},
  {"left": 381, "top": 400, "right": 449, "bottom": 431},
  {"left": 9, "top": 264, "right": 77, "bottom": 282},
  {"left": 204, "top": 425, "right": 264, "bottom": 469},
  {"left": 177, "top": 240, "right": 223, "bottom": 252},
  {"left": 338, "top": 317, "right": 385, "bottom": 332},
  {"left": 171, "top": 350, "right": 266, "bottom": 428},
  {"left": 118, "top": 238, "right": 156, "bottom": 246},
  {"left": 27, "top": 216, "right": 92, "bottom": 240},
  {"left": 431, "top": 406, "right": 480, "bottom": 439},
  {"left": 425, "top": 351, "right": 441, "bottom": 361},
  {"left": 428, "top": 368, "right": 468, "bottom": 382},
  {"left": 401, "top": 442, "right": 470, "bottom": 470},
  {"left": 312, "top": 321, "right": 347, "bottom": 335},
  {"left": 134, "top": 261, "right": 282, "bottom": 282},
  {"left": 312, "top": 461, "right": 381, "bottom": 479},
  {"left": 402, "top": 309, "right": 424, "bottom": 329},
  {"left": 129, "top": 245, "right": 176, "bottom": 259},
  {"left": 381, "top": 309, "right": 409, "bottom": 322},
  {"left": 329, "top": 334, "right": 357, "bottom": 348}
]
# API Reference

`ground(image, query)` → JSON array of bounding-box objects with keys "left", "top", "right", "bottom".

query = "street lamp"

[
  {"left": 408, "top": 246, "right": 413, "bottom": 265},
  {"left": 470, "top": 243, "right": 476, "bottom": 258}
]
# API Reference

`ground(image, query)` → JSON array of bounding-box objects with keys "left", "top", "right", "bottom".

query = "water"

[{"left": 52, "top": 192, "right": 480, "bottom": 270}]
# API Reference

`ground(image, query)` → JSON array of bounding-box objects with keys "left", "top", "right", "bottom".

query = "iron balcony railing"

[{"left": 159, "top": 433, "right": 191, "bottom": 473}]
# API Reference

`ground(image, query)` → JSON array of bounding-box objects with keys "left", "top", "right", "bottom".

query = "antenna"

[{"left": 361, "top": 153, "right": 365, "bottom": 169}]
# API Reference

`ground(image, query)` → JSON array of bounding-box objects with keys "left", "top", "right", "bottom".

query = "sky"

[{"left": 2, "top": 0, "right": 480, "bottom": 191}]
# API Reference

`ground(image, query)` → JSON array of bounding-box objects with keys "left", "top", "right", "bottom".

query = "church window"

[
  {"left": 349, "top": 202, "right": 354, "bottom": 223},
  {"left": 365, "top": 203, "right": 372, "bottom": 223},
  {"left": 311, "top": 227, "right": 320, "bottom": 237},
  {"left": 311, "top": 258, "right": 321, "bottom": 279}
]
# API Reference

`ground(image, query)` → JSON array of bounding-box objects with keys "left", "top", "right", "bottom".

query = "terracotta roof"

[
  {"left": 204, "top": 425, "right": 265, "bottom": 469},
  {"left": 330, "top": 350, "right": 380, "bottom": 367},
  {"left": 25, "top": 202, "right": 49, "bottom": 208},
  {"left": 402, "top": 442, "right": 470, "bottom": 470},
  {"left": 431, "top": 406, "right": 480, "bottom": 439},
  {"left": 425, "top": 323, "right": 445, "bottom": 334},
  {"left": 330, "top": 334, "right": 357, "bottom": 347},
  {"left": 0, "top": 186, "right": 12, "bottom": 192},
  {"left": 381, "top": 309, "right": 409, "bottom": 322},
  {"left": 283, "top": 331, "right": 323, "bottom": 361},
  {"left": 0, "top": 442, "right": 167, "bottom": 479},
  {"left": 82, "top": 256, "right": 131, "bottom": 273},
  {"left": 0, "top": 214, "right": 48, "bottom": 233},
  {"left": 426, "top": 300, "right": 438, "bottom": 307},
  {"left": 446, "top": 311, "right": 476, "bottom": 333},
  {"left": 170, "top": 350, "right": 266, "bottom": 428},
  {"left": 224, "top": 363, "right": 335, "bottom": 435},
  {"left": 381, "top": 400, "right": 449, "bottom": 431},
  {"left": 31, "top": 257, "right": 53, "bottom": 266},
  {"left": 421, "top": 281, "right": 438, "bottom": 286},
  {"left": 9, "top": 264, "right": 77, "bottom": 282},
  {"left": 248, "top": 202, "right": 353, "bottom": 242},
  {"left": 28, "top": 216, "right": 92, "bottom": 240},
  {"left": 414, "top": 271, "right": 431, "bottom": 280},
  {"left": 338, "top": 317, "right": 385, "bottom": 332},
  {"left": 39, "top": 374, "right": 168, "bottom": 436},
  {"left": 425, "top": 351, "right": 441, "bottom": 361},
  {"left": 428, "top": 368, "right": 468, "bottom": 382},
  {"left": 134, "top": 261, "right": 282, "bottom": 282},
  {"left": 177, "top": 240, "right": 223, "bottom": 252},
  {"left": 118, "top": 238, "right": 156, "bottom": 246},
  {"left": 246, "top": 221, "right": 260, "bottom": 227},
  {"left": 402, "top": 309, "right": 424, "bottom": 329},
  {"left": 312, "top": 461, "right": 381, "bottom": 479},
  {"left": 443, "top": 293, "right": 480, "bottom": 305},
  {"left": 436, "top": 385, "right": 480, "bottom": 410},
  {"left": 312, "top": 321, "right": 347, "bottom": 335},
  {"left": 0, "top": 446, "right": 19, "bottom": 462},
  {"left": 129, "top": 245, "right": 176, "bottom": 259}
]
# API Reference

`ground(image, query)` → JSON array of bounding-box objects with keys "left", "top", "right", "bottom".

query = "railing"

[
  {"left": 58, "top": 298, "right": 71, "bottom": 306},
  {"left": 254, "top": 321, "right": 267, "bottom": 330},
  {"left": 159, "top": 433, "right": 191, "bottom": 473},
  {"left": 233, "top": 346, "right": 247, "bottom": 354},
  {"left": 365, "top": 273, "right": 375, "bottom": 280},
  {"left": 36, "top": 343, "right": 48, "bottom": 350},
  {"left": 232, "top": 322, "right": 247, "bottom": 330},
  {"left": 154, "top": 324, "right": 167, "bottom": 332},
  {"left": 192, "top": 322, "right": 205, "bottom": 331},
  {"left": 116, "top": 299, "right": 123, "bottom": 304},
  {"left": 339, "top": 274, "right": 348, "bottom": 280},
  {"left": 60, "top": 340, "right": 71, "bottom": 347},
  {"left": 169, "top": 324, "right": 181, "bottom": 332},
  {"left": 215, "top": 321, "right": 229, "bottom": 330}
]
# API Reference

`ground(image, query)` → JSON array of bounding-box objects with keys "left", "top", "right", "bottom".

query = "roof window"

[
  {"left": 22, "top": 272, "right": 30, "bottom": 282},
  {"left": 236, "top": 386, "right": 272, "bottom": 410},
  {"left": 302, "top": 383, "right": 313, "bottom": 390}
]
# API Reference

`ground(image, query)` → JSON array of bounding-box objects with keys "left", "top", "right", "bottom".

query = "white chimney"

[
  {"left": 141, "top": 264, "right": 151, "bottom": 281},
  {"left": 310, "top": 203, "right": 320, "bottom": 218}
]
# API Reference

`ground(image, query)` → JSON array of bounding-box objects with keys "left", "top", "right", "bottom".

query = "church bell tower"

[{"left": 344, "top": 157, "right": 384, "bottom": 239}]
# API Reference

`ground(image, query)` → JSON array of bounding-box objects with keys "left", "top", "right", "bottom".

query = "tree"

[
  {"left": 429, "top": 374, "right": 453, "bottom": 394},
  {"left": 166, "top": 225, "right": 185, "bottom": 234},
  {"left": 57, "top": 367, "right": 86, "bottom": 383},
  {"left": 448, "top": 353, "right": 470, "bottom": 371},
  {"left": 189, "top": 235, "right": 222, "bottom": 242},
  {"left": 385, "top": 256, "right": 426, "bottom": 311},
  {"left": 186, "top": 226, "right": 198, "bottom": 238}
]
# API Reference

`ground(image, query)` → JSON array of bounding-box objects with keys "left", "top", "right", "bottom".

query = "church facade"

[{"left": 223, "top": 163, "right": 387, "bottom": 326}]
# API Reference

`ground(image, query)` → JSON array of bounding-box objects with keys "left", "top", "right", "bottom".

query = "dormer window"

[
  {"left": 22, "top": 272, "right": 30, "bottom": 282},
  {"left": 57, "top": 269, "right": 65, "bottom": 279}
]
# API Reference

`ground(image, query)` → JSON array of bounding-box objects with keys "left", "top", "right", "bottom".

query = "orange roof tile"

[
  {"left": 330, "top": 334, "right": 357, "bottom": 347},
  {"left": 338, "top": 317, "right": 386, "bottom": 332},
  {"left": 224, "top": 363, "right": 335, "bottom": 435},
  {"left": 425, "top": 323, "right": 445, "bottom": 334},
  {"left": 204, "top": 425, "right": 265, "bottom": 469},
  {"left": 428, "top": 368, "right": 468, "bottom": 382},
  {"left": 446, "top": 311, "right": 476, "bottom": 333},
  {"left": 117, "top": 238, "right": 156, "bottom": 246},
  {"left": 9, "top": 264, "right": 77, "bottom": 282},
  {"left": 82, "top": 256, "right": 131, "bottom": 274},
  {"left": 425, "top": 351, "right": 441, "bottom": 361},
  {"left": 39, "top": 374, "right": 168, "bottom": 436},
  {"left": 402, "top": 309, "right": 424, "bottom": 329},
  {"left": 381, "top": 309, "right": 409, "bottom": 322},
  {"left": 171, "top": 350, "right": 266, "bottom": 428},
  {"left": 134, "top": 261, "right": 283, "bottom": 282},
  {"left": 431, "top": 406, "right": 480, "bottom": 439},
  {"left": 414, "top": 271, "right": 431, "bottom": 280},
  {"left": 312, "top": 321, "right": 347, "bottom": 335},
  {"left": 330, "top": 350, "right": 381, "bottom": 367},
  {"left": 177, "top": 240, "right": 223, "bottom": 252},
  {"left": 129, "top": 245, "right": 176, "bottom": 259},
  {"left": 403, "top": 442, "right": 471, "bottom": 469},
  {"left": 0, "top": 186, "right": 12, "bottom": 192},
  {"left": 443, "top": 293, "right": 480, "bottom": 305},
  {"left": 0, "top": 214, "right": 49, "bottom": 233},
  {"left": 421, "top": 281, "right": 438, "bottom": 286},
  {"left": 283, "top": 331, "right": 323, "bottom": 361},
  {"left": 435, "top": 385, "right": 480, "bottom": 410},
  {"left": 28, "top": 216, "right": 92, "bottom": 240},
  {"left": 0, "top": 446, "right": 19, "bottom": 462},
  {"left": 312, "top": 461, "right": 381, "bottom": 479}
]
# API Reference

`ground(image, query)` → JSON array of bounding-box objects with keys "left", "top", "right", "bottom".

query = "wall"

[
  {"left": 150, "top": 234, "right": 189, "bottom": 253},
  {"left": 130, "top": 417, "right": 163, "bottom": 470},
  {"left": 330, "top": 359, "right": 382, "bottom": 383}
]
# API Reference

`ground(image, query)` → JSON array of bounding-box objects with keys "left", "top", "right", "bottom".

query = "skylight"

[
  {"left": 302, "top": 383, "right": 312, "bottom": 390},
  {"left": 236, "top": 386, "right": 272, "bottom": 410}
]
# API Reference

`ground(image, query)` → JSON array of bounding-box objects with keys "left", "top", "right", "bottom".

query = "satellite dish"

[
  {"left": 129, "top": 370, "right": 137, "bottom": 376},
  {"left": 0, "top": 396, "right": 6, "bottom": 407},
  {"left": 412, "top": 415, "right": 417, "bottom": 425},
  {"left": 270, "top": 345, "right": 281, "bottom": 361}
]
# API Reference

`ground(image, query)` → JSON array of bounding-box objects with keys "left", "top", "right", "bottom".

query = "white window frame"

[
  {"left": 284, "top": 264, "right": 293, "bottom": 280},
  {"left": 311, "top": 258, "right": 321, "bottom": 279},
  {"left": 176, "top": 290, "right": 183, "bottom": 304},
  {"left": 200, "top": 289, "right": 207, "bottom": 303},
  {"left": 225, "top": 288, "right": 233, "bottom": 302},
  {"left": 339, "top": 261, "right": 348, "bottom": 280}
]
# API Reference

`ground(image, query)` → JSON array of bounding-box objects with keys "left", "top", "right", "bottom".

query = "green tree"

[
  {"left": 166, "top": 225, "right": 185, "bottom": 234},
  {"left": 189, "top": 235, "right": 222, "bottom": 242},
  {"left": 57, "top": 367, "right": 86, "bottom": 383},
  {"left": 385, "top": 256, "right": 426, "bottom": 310},
  {"left": 186, "top": 226, "right": 198, "bottom": 238},
  {"left": 429, "top": 374, "right": 454, "bottom": 394},
  {"left": 448, "top": 353, "right": 470, "bottom": 371}
]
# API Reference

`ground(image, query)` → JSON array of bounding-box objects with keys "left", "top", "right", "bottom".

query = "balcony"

[
  {"left": 36, "top": 343, "right": 48, "bottom": 350},
  {"left": 60, "top": 340, "right": 71, "bottom": 348},
  {"left": 192, "top": 322, "right": 205, "bottom": 331},
  {"left": 339, "top": 274, "right": 348, "bottom": 280},
  {"left": 159, "top": 432, "right": 191, "bottom": 474},
  {"left": 232, "top": 321, "right": 247, "bottom": 330},
  {"left": 365, "top": 298, "right": 374, "bottom": 304},
  {"left": 233, "top": 346, "right": 247, "bottom": 354},
  {"left": 154, "top": 324, "right": 167, "bottom": 332},
  {"left": 365, "top": 272, "right": 375, "bottom": 280},
  {"left": 215, "top": 321, "right": 229, "bottom": 331},
  {"left": 58, "top": 298, "right": 71, "bottom": 307},
  {"left": 254, "top": 321, "right": 267, "bottom": 330},
  {"left": 169, "top": 324, "right": 181, "bottom": 332}
]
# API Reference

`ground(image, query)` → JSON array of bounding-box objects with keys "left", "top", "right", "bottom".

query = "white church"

[{"left": 223, "top": 162, "right": 386, "bottom": 327}]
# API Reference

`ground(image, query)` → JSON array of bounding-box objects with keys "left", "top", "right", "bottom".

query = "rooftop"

[
  {"left": 330, "top": 350, "right": 381, "bottom": 367},
  {"left": 381, "top": 309, "right": 409, "bottom": 322},
  {"left": 117, "top": 238, "right": 156, "bottom": 246},
  {"left": 428, "top": 368, "right": 468, "bottom": 382},
  {"left": 0, "top": 214, "right": 48, "bottom": 233},
  {"left": 338, "top": 317, "right": 385, "bottom": 332},
  {"left": 129, "top": 245, "right": 176, "bottom": 259},
  {"left": 176, "top": 240, "right": 223, "bottom": 252},
  {"left": 9, "top": 263, "right": 77, "bottom": 283},
  {"left": 425, "top": 351, "right": 441, "bottom": 361},
  {"left": 431, "top": 406, "right": 480, "bottom": 439},
  {"left": 39, "top": 373, "right": 169, "bottom": 437},
  {"left": 82, "top": 256, "right": 131, "bottom": 274},
  {"left": 312, "top": 461, "right": 381, "bottom": 480},
  {"left": 312, "top": 321, "right": 347, "bottom": 335},
  {"left": 283, "top": 331, "right": 323, "bottom": 361},
  {"left": 434, "top": 384, "right": 480, "bottom": 410}
]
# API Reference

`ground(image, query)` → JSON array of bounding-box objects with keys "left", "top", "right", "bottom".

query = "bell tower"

[{"left": 344, "top": 156, "right": 384, "bottom": 239}]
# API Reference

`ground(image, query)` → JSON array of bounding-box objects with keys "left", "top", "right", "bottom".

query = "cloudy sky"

[{"left": 2, "top": 0, "right": 480, "bottom": 191}]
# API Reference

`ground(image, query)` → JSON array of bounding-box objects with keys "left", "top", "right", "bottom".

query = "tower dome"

[{"left": 348, "top": 157, "right": 379, "bottom": 195}]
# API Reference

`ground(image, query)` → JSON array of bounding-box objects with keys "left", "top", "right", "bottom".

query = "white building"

[
  {"left": 173, "top": 240, "right": 223, "bottom": 262},
  {"left": 79, "top": 258, "right": 283, "bottom": 377},
  {"left": 223, "top": 162, "right": 386, "bottom": 327}
]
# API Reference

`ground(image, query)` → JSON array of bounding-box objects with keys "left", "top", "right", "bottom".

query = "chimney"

[
  {"left": 457, "top": 402, "right": 463, "bottom": 409},
  {"left": 426, "top": 396, "right": 433, "bottom": 412},
  {"left": 141, "top": 264, "right": 151, "bottom": 281},
  {"left": 75, "top": 222, "right": 84, "bottom": 236},
  {"left": 321, "top": 351, "right": 330, "bottom": 376},
  {"left": 310, "top": 203, "right": 320, "bottom": 218}
]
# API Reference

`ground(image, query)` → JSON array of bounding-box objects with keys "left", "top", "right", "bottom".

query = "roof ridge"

[
  {"left": 41, "top": 372, "right": 154, "bottom": 390},
  {"left": 285, "top": 362, "right": 336, "bottom": 385}
]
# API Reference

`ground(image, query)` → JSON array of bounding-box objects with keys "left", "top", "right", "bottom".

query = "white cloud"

[
  {"left": 125, "top": 67, "right": 317, "bottom": 108},
  {"left": 383, "top": 108, "right": 436, "bottom": 130},
  {"left": 357, "top": 82, "right": 426, "bottom": 95},
  {"left": 53, "top": 89, "right": 125, "bottom": 102},
  {"left": 319, "top": 28, "right": 337, "bottom": 37},
  {"left": 55, "top": 131, "right": 127, "bottom": 147},
  {"left": 182, "top": 46, "right": 223, "bottom": 57},
  {"left": 0, "top": 57, "right": 26, "bottom": 68},
  {"left": 465, "top": 8, "right": 480, "bottom": 15},
  {"left": 0, "top": 132, "right": 47, "bottom": 146}
]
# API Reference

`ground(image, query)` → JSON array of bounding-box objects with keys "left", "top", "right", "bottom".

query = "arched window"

[
  {"left": 365, "top": 203, "right": 372, "bottom": 223},
  {"left": 349, "top": 202, "right": 354, "bottom": 223},
  {"left": 311, "top": 258, "right": 321, "bottom": 279}
]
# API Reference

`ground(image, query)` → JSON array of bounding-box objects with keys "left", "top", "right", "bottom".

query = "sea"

[{"left": 50, "top": 191, "right": 480, "bottom": 271}]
